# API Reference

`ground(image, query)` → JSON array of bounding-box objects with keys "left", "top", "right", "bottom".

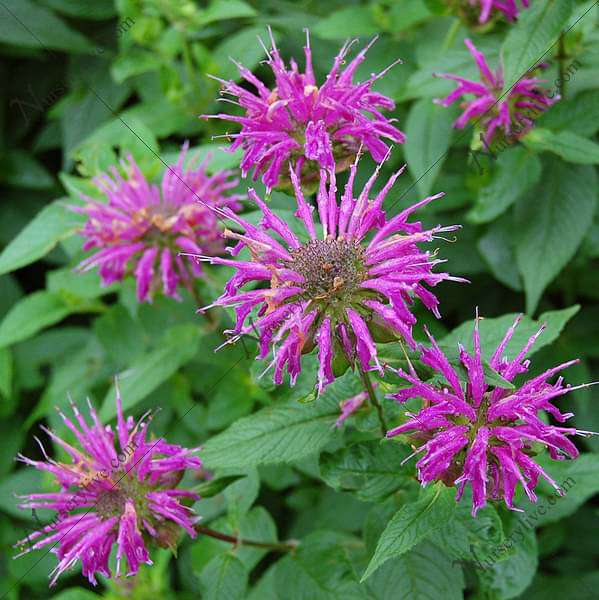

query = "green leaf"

[
  {"left": 47, "top": 267, "right": 114, "bottom": 300},
  {"left": 49, "top": 589, "right": 100, "bottom": 600},
  {"left": 404, "top": 98, "right": 455, "bottom": 197},
  {"left": 366, "top": 541, "right": 465, "bottom": 600},
  {"left": 382, "top": 1, "right": 431, "bottom": 33},
  {"left": 0, "top": 468, "right": 43, "bottom": 519},
  {"left": 0, "top": 275, "right": 23, "bottom": 318},
  {"left": 201, "top": 372, "right": 360, "bottom": 469},
  {"left": 0, "top": 291, "right": 87, "bottom": 349},
  {"left": 197, "top": 0, "right": 256, "bottom": 26},
  {"left": 40, "top": 0, "right": 116, "bottom": 20},
  {"left": 515, "top": 159, "right": 597, "bottom": 313},
  {"left": 320, "top": 441, "right": 413, "bottom": 502},
  {"left": 0, "top": 200, "right": 82, "bottom": 276},
  {"left": 432, "top": 499, "right": 505, "bottom": 564},
  {"left": 313, "top": 7, "right": 379, "bottom": 39},
  {"left": 528, "top": 454, "right": 599, "bottom": 525},
  {"left": 93, "top": 304, "right": 145, "bottom": 367},
  {"left": 536, "top": 89, "right": 599, "bottom": 136},
  {"left": 361, "top": 485, "right": 456, "bottom": 581},
  {"left": 99, "top": 324, "right": 201, "bottom": 420},
  {"left": 161, "top": 143, "right": 243, "bottom": 174},
  {"left": 441, "top": 305, "right": 580, "bottom": 361},
  {"left": 0, "top": 0, "right": 93, "bottom": 52},
  {"left": 0, "top": 347, "right": 13, "bottom": 400},
  {"left": 501, "top": 0, "right": 574, "bottom": 88},
  {"left": 232, "top": 507, "right": 278, "bottom": 570},
  {"left": 477, "top": 215, "right": 522, "bottom": 291},
  {"left": 521, "top": 572, "right": 599, "bottom": 600},
  {"left": 480, "top": 524, "right": 538, "bottom": 600},
  {"left": 213, "top": 26, "right": 270, "bottom": 81},
  {"left": 74, "top": 116, "right": 159, "bottom": 167},
  {"left": 25, "top": 335, "right": 106, "bottom": 428},
  {"left": 522, "top": 128, "right": 599, "bottom": 164},
  {"left": 0, "top": 149, "right": 54, "bottom": 189},
  {"left": 111, "top": 48, "right": 163, "bottom": 83},
  {"left": 469, "top": 147, "right": 542, "bottom": 224},
  {"left": 274, "top": 531, "right": 363, "bottom": 599},
  {"left": 200, "top": 553, "right": 248, "bottom": 600},
  {"left": 223, "top": 469, "right": 260, "bottom": 519}
]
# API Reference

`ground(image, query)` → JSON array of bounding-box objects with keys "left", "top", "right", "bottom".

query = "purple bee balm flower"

[
  {"left": 203, "top": 30, "right": 406, "bottom": 191},
  {"left": 198, "top": 153, "right": 464, "bottom": 393},
  {"left": 434, "top": 38, "right": 556, "bottom": 145},
  {"left": 387, "top": 314, "right": 597, "bottom": 516},
  {"left": 470, "top": 0, "right": 530, "bottom": 23},
  {"left": 73, "top": 142, "right": 242, "bottom": 303},
  {"left": 14, "top": 388, "right": 202, "bottom": 586}
]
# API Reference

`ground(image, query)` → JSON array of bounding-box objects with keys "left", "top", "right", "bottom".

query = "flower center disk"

[{"left": 286, "top": 238, "right": 366, "bottom": 301}]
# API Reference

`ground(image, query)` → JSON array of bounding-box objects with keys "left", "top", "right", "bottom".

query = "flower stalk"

[
  {"left": 196, "top": 525, "right": 298, "bottom": 553},
  {"left": 357, "top": 363, "right": 387, "bottom": 436}
]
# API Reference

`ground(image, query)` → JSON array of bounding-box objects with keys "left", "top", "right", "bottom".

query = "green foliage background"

[{"left": 0, "top": 0, "right": 598, "bottom": 598}]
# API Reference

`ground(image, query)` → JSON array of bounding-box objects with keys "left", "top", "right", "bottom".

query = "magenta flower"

[
  {"left": 204, "top": 30, "right": 405, "bottom": 191},
  {"left": 74, "top": 143, "right": 242, "bottom": 303},
  {"left": 470, "top": 0, "right": 530, "bottom": 23},
  {"left": 387, "top": 314, "right": 596, "bottom": 516},
  {"left": 14, "top": 388, "right": 202, "bottom": 586},
  {"left": 198, "top": 153, "right": 463, "bottom": 393},
  {"left": 434, "top": 39, "right": 556, "bottom": 145}
]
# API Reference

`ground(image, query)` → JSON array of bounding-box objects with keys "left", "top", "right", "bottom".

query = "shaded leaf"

[
  {"left": 515, "top": 159, "right": 597, "bottom": 313},
  {"left": 202, "top": 372, "right": 360, "bottom": 469},
  {"left": 0, "top": 0, "right": 93, "bottom": 52},
  {"left": 100, "top": 324, "right": 201, "bottom": 419},
  {"left": 0, "top": 200, "right": 82, "bottom": 276},
  {"left": 469, "top": 147, "right": 541, "bottom": 224},
  {"left": 200, "top": 553, "right": 248, "bottom": 600},
  {"left": 405, "top": 98, "right": 455, "bottom": 197},
  {"left": 502, "top": 0, "right": 574, "bottom": 88},
  {"left": 522, "top": 128, "right": 599, "bottom": 164},
  {"left": 320, "top": 440, "right": 413, "bottom": 502},
  {"left": 441, "top": 305, "right": 580, "bottom": 361},
  {"left": 366, "top": 541, "right": 465, "bottom": 600},
  {"left": 362, "top": 485, "right": 456, "bottom": 581}
]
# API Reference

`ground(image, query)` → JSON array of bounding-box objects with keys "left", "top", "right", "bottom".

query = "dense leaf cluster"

[{"left": 0, "top": 0, "right": 598, "bottom": 598}]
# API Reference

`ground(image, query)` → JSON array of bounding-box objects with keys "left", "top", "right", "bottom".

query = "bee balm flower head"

[
  {"left": 198, "top": 152, "right": 463, "bottom": 393},
  {"left": 387, "top": 314, "right": 597, "bottom": 516},
  {"left": 434, "top": 38, "right": 556, "bottom": 145},
  {"left": 204, "top": 29, "right": 406, "bottom": 191},
  {"left": 74, "top": 142, "right": 242, "bottom": 303},
  {"left": 15, "top": 388, "right": 202, "bottom": 586}
]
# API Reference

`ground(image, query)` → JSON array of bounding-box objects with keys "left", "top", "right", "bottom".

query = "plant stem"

[
  {"left": 557, "top": 32, "right": 566, "bottom": 98},
  {"left": 357, "top": 364, "right": 387, "bottom": 437},
  {"left": 196, "top": 525, "right": 298, "bottom": 553}
]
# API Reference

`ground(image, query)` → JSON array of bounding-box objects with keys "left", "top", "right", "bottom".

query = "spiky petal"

[
  {"left": 200, "top": 153, "right": 464, "bottom": 393},
  {"left": 203, "top": 30, "right": 405, "bottom": 191},
  {"left": 387, "top": 313, "right": 596, "bottom": 516},
  {"left": 14, "top": 388, "right": 202, "bottom": 586},
  {"left": 73, "top": 142, "right": 242, "bottom": 303}
]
